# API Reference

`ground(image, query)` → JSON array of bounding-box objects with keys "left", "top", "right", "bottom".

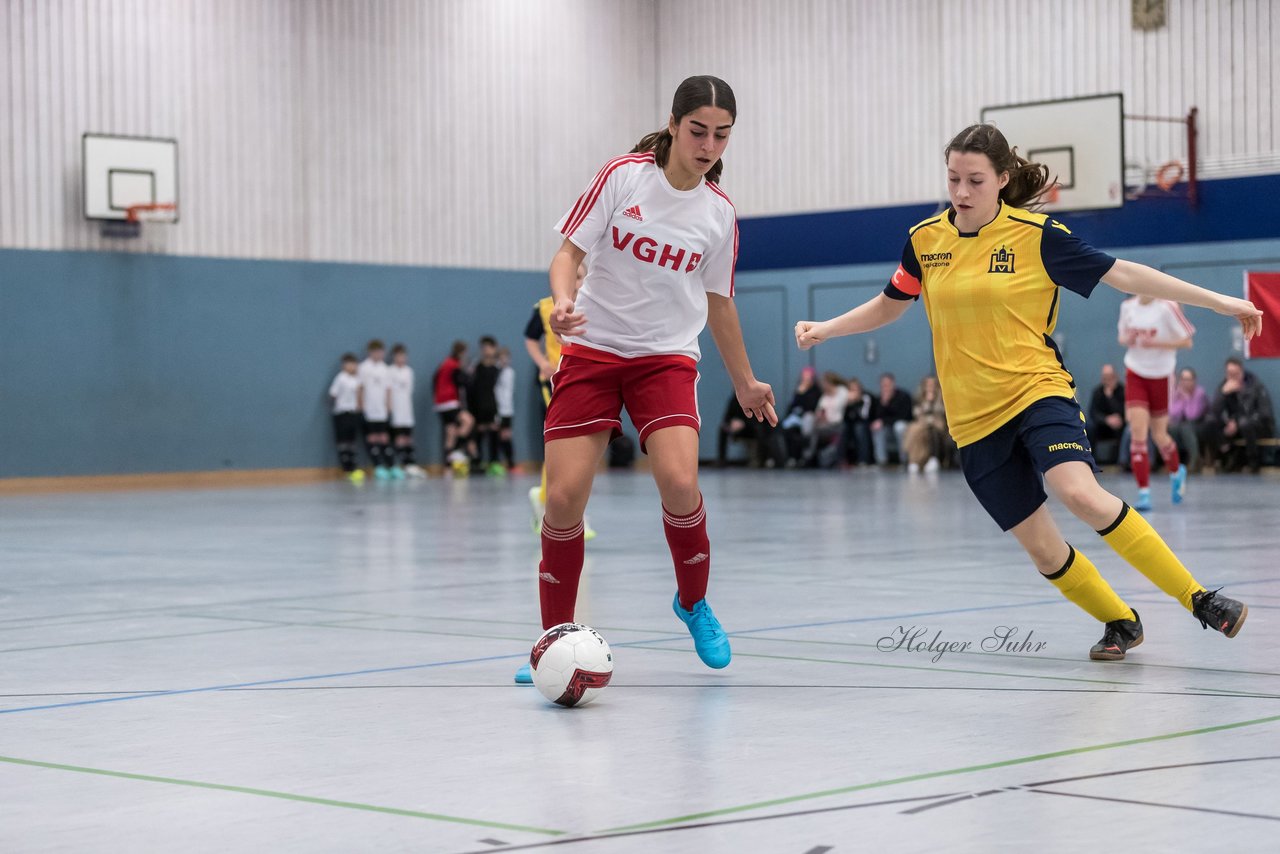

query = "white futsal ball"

[{"left": 529, "top": 623, "right": 613, "bottom": 707}]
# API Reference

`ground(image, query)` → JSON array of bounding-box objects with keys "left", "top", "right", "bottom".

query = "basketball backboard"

[
  {"left": 981, "top": 94, "right": 1124, "bottom": 212},
  {"left": 82, "top": 133, "right": 179, "bottom": 222}
]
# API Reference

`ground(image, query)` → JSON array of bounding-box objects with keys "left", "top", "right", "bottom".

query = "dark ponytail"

[
  {"left": 944, "top": 124, "right": 1053, "bottom": 209},
  {"left": 631, "top": 75, "right": 736, "bottom": 184}
]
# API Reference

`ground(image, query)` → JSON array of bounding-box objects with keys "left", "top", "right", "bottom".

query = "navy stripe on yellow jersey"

[{"left": 883, "top": 202, "right": 1116, "bottom": 447}]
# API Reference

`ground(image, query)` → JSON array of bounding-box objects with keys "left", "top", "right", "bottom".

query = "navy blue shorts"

[{"left": 958, "top": 397, "right": 1099, "bottom": 532}]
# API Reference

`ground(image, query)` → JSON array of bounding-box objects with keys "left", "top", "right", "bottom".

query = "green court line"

[
  {"left": 599, "top": 712, "right": 1280, "bottom": 833},
  {"left": 0, "top": 755, "right": 564, "bottom": 837}
]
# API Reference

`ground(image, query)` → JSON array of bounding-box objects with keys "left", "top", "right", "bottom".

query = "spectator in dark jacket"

[
  {"left": 842, "top": 377, "right": 876, "bottom": 465},
  {"left": 776, "top": 366, "right": 822, "bottom": 466},
  {"left": 1204, "top": 357, "right": 1275, "bottom": 472},
  {"left": 870, "top": 372, "right": 913, "bottom": 465},
  {"left": 1087, "top": 363, "right": 1126, "bottom": 464}
]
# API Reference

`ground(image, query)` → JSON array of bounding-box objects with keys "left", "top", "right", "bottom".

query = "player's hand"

[
  {"left": 551, "top": 298, "right": 587, "bottom": 338},
  {"left": 1214, "top": 295, "right": 1263, "bottom": 340},
  {"left": 795, "top": 321, "right": 826, "bottom": 351},
  {"left": 737, "top": 380, "right": 778, "bottom": 426}
]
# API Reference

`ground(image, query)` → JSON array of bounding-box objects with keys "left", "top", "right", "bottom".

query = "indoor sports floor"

[{"left": 3, "top": 469, "right": 1278, "bottom": 852}]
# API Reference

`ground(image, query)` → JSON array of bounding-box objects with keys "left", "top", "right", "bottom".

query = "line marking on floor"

[
  {"left": 0, "top": 598, "right": 1087, "bottom": 714},
  {"left": 598, "top": 713, "right": 1280, "bottom": 833},
  {"left": 0, "top": 755, "right": 564, "bottom": 836}
]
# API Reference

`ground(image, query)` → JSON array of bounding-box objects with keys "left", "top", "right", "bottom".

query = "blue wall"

[
  {"left": 695, "top": 237, "right": 1280, "bottom": 454},
  {"left": 5, "top": 188, "right": 1280, "bottom": 478},
  {"left": 0, "top": 249, "right": 548, "bottom": 478}
]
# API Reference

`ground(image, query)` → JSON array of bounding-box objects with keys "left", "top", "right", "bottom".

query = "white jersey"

[
  {"left": 388, "top": 364, "right": 415, "bottom": 427},
  {"left": 555, "top": 152, "right": 737, "bottom": 361},
  {"left": 358, "top": 358, "right": 391, "bottom": 421},
  {"left": 495, "top": 365, "right": 515, "bottom": 418},
  {"left": 817, "top": 385, "right": 848, "bottom": 424},
  {"left": 1119, "top": 297, "right": 1195, "bottom": 379},
  {"left": 329, "top": 371, "right": 360, "bottom": 414}
]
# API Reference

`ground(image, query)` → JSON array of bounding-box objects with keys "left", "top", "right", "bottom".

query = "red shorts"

[
  {"left": 544, "top": 348, "right": 700, "bottom": 452},
  {"left": 1125, "top": 367, "right": 1172, "bottom": 417}
]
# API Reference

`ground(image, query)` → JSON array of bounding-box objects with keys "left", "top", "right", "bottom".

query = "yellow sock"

[
  {"left": 1099, "top": 504, "right": 1204, "bottom": 611},
  {"left": 1044, "top": 546, "right": 1135, "bottom": 623},
  {"left": 539, "top": 464, "right": 548, "bottom": 505}
]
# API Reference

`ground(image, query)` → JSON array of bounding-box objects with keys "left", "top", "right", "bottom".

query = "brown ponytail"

[
  {"left": 944, "top": 124, "right": 1053, "bottom": 210},
  {"left": 631, "top": 75, "right": 735, "bottom": 184}
]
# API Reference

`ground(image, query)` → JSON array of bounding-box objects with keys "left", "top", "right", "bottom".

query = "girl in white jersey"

[
  {"left": 516, "top": 76, "right": 777, "bottom": 685},
  {"left": 388, "top": 343, "right": 424, "bottom": 478},
  {"left": 1118, "top": 296, "right": 1195, "bottom": 510}
]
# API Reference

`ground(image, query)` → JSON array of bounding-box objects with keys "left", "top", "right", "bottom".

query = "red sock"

[
  {"left": 663, "top": 496, "right": 710, "bottom": 611},
  {"left": 539, "top": 520, "right": 585, "bottom": 629},
  {"left": 1131, "top": 443, "right": 1150, "bottom": 489},
  {"left": 1159, "top": 441, "right": 1181, "bottom": 473}
]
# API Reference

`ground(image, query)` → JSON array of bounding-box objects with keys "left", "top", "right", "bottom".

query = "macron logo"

[
  {"left": 683, "top": 553, "right": 708, "bottom": 566},
  {"left": 623, "top": 205, "right": 644, "bottom": 222},
  {"left": 539, "top": 572, "right": 561, "bottom": 584}
]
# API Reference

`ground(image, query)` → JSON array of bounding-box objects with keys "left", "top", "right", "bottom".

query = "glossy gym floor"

[{"left": 3, "top": 468, "right": 1277, "bottom": 852}]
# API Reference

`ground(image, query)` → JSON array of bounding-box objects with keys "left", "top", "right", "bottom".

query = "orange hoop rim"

[
  {"left": 1154, "top": 161, "right": 1184, "bottom": 192},
  {"left": 125, "top": 202, "right": 177, "bottom": 222}
]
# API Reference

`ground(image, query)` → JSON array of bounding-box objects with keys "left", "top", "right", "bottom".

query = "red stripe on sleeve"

[
  {"left": 705, "top": 182, "right": 738, "bottom": 297},
  {"left": 561, "top": 153, "right": 653, "bottom": 238},
  {"left": 1167, "top": 300, "right": 1196, "bottom": 336}
]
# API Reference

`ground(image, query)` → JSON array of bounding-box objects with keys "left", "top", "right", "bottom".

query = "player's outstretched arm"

[
  {"left": 524, "top": 338, "right": 554, "bottom": 379},
  {"left": 707, "top": 294, "right": 777, "bottom": 425},
  {"left": 1102, "top": 259, "right": 1263, "bottom": 340},
  {"left": 795, "top": 293, "right": 912, "bottom": 351}
]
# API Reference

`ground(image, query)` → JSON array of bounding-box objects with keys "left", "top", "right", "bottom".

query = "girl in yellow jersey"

[{"left": 796, "top": 124, "right": 1263, "bottom": 660}]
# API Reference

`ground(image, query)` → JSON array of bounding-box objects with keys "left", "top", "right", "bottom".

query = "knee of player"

[
  {"left": 543, "top": 484, "right": 582, "bottom": 516},
  {"left": 1058, "top": 481, "right": 1110, "bottom": 518},
  {"left": 658, "top": 471, "right": 700, "bottom": 504}
]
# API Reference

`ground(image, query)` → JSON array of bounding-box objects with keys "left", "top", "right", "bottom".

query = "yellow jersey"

[
  {"left": 536, "top": 296, "right": 562, "bottom": 366},
  {"left": 884, "top": 203, "right": 1116, "bottom": 447}
]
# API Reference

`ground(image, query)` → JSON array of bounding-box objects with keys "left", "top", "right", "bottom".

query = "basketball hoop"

[
  {"left": 1154, "top": 161, "right": 1184, "bottom": 191},
  {"left": 101, "top": 202, "right": 177, "bottom": 239},
  {"left": 1041, "top": 182, "right": 1062, "bottom": 205},
  {"left": 126, "top": 202, "right": 178, "bottom": 222}
]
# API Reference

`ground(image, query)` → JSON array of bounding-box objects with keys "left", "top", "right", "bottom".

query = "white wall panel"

[
  {"left": 1, "top": 0, "right": 657, "bottom": 268},
  {"left": 657, "top": 0, "right": 1280, "bottom": 217},
  {"left": 3, "top": 1, "right": 1277, "bottom": 266}
]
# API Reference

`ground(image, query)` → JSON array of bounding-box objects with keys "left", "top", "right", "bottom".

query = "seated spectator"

[
  {"left": 1087, "top": 363, "right": 1126, "bottom": 465},
  {"left": 806, "top": 371, "right": 848, "bottom": 468},
  {"left": 717, "top": 394, "right": 775, "bottom": 467},
  {"left": 902, "top": 375, "right": 951, "bottom": 473},
  {"left": 842, "top": 377, "right": 876, "bottom": 466},
  {"left": 870, "top": 372, "right": 913, "bottom": 466},
  {"left": 1203, "top": 357, "right": 1275, "bottom": 473},
  {"left": 776, "top": 366, "right": 821, "bottom": 467},
  {"left": 1168, "top": 367, "right": 1209, "bottom": 472}
]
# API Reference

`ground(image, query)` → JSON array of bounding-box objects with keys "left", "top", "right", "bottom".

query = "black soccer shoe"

[
  {"left": 1191, "top": 589, "right": 1248, "bottom": 638},
  {"left": 1089, "top": 610, "right": 1144, "bottom": 661}
]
